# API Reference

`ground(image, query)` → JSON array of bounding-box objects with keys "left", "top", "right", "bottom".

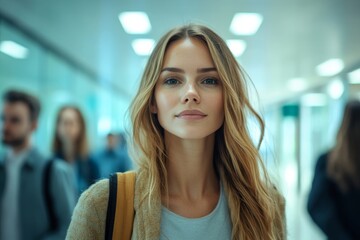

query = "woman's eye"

[
  {"left": 202, "top": 78, "right": 218, "bottom": 85},
  {"left": 164, "top": 78, "right": 180, "bottom": 85}
]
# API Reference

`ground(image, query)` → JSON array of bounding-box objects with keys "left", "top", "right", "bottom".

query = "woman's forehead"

[
  {"left": 61, "top": 108, "right": 78, "bottom": 120},
  {"left": 162, "top": 38, "right": 215, "bottom": 69}
]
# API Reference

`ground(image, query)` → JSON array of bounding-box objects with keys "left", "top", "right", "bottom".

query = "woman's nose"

[{"left": 181, "top": 83, "right": 200, "bottom": 104}]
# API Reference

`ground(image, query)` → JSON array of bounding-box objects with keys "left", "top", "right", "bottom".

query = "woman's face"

[
  {"left": 57, "top": 108, "right": 81, "bottom": 143},
  {"left": 153, "top": 37, "right": 224, "bottom": 140}
]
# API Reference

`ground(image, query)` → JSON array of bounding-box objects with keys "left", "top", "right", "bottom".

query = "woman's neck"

[
  {"left": 63, "top": 141, "right": 76, "bottom": 163},
  {"left": 164, "top": 134, "right": 219, "bottom": 201}
]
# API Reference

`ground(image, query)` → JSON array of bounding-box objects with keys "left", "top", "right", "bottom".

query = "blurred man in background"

[
  {"left": 95, "top": 132, "right": 132, "bottom": 178},
  {"left": 0, "top": 89, "right": 75, "bottom": 240}
]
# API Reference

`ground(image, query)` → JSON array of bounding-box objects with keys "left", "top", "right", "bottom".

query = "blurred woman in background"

[
  {"left": 308, "top": 100, "right": 360, "bottom": 239},
  {"left": 52, "top": 105, "right": 99, "bottom": 196}
]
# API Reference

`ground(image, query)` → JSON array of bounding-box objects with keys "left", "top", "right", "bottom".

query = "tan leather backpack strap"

[{"left": 112, "top": 171, "right": 136, "bottom": 240}]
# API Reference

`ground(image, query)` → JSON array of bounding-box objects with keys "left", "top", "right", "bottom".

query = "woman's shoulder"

[
  {"left": 79, "top": 171, "right": 138, "bottom": 206},
  {"left": 80, "top": 178, "right": 109, "bottom": 206},
  {"left": 66, "top": 179, "right": 110, "bottom": 239}
]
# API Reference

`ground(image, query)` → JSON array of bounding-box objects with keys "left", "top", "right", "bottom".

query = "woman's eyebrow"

[
  {"left": 161, "top": 67, "right": 217, "bottom": 73},
  {"left": 161, "top": 67, "right": 184, "bottom": 73},
  {"left": 197, "top": 67, "right": 217, "bottom": 73}
]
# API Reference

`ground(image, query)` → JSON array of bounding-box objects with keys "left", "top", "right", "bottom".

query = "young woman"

[
  {"left": 66, "top": 24, "right": 286, "bottom": 240},
  {"left": 308, "top": 100, "right": 360, "bottom": 239},
  {"left": 53, "top": 106, "right": 100, "bottom": 196}
]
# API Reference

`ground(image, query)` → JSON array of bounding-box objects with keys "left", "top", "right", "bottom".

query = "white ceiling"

[{"left": 1, "top": 0, "right": 360, "bottom": 105}]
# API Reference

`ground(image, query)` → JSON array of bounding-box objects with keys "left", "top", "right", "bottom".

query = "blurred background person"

[
  {"left": 0, "top": 89, "right": 75, "bottom": 240},
  {"left": 116, "top": 132, "right": 133, "bottom": 170},
  {"left": 307, "top": 100, "right": 360, "bottom": 239},
  {"left": 94, "top": 132, "right": 132, "bottom": 179},
  {"left": 52, "top": 105, "right": 100, "bottom": 197}
]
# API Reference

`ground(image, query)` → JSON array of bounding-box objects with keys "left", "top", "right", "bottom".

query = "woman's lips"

[{"left": 175, "top": 110, "right": 207, "bottom": 119}]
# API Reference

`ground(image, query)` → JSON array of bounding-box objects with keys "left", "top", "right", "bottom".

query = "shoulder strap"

[
  {"left": 43, "top": 159, "right": 58, "bottom": 231},
  {"left": 105, "top": 171, "right": 136, "bottom": 240}
]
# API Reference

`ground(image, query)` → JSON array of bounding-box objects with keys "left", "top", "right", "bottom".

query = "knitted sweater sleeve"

[{"left": 66, "top": 179, "right": 109, "bottom": 240}]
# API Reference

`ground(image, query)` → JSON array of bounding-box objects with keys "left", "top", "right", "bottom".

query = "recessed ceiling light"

[
  {"left": 131, "top": 39, "right": 155, "bottom": 56},
  {"left": 230, "top": 13, "right": 263, "bottom": 35},
  {"left": 327, "top": 78, "right": 344, "bottom": 99},
  {"left": 348, "top": 68, "right": 360, "bottom": 84},
  {"left": 0, "top": 40, "right": 28, "bottom": 59},
  {"left": 118, "top": 12, "right": 151, "bottom": 34},
  {"left": 316, "top": 58, "right": 344, "bottom": 77},
  {"left": 287, "top": 78, "right": 307, "bottom": 92},
  {"left": 226, "top": 40, "right": 246, "bottom": 57},
  {"left": 301, "top": 93, "right": 327, "bottom": 107}
]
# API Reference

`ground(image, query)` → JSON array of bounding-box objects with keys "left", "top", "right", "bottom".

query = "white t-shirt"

[
  {"left": 1, "top": 148, "right": 29, "bottom": 240},
  {"left": 160, "top": 184, "right": 232, "bottom": 240}
]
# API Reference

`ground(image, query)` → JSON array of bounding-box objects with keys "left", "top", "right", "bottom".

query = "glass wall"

[{"left": 0, "top": 18, "right": 130, "bottom": 156}]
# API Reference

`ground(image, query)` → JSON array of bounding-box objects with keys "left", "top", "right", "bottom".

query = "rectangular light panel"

[
  {"left": 348, "top": 68, "right": 360, "bottom": 84},
  {"left": 226, "top": 40, "right": 246, "bottom": 57},
  {"left": 316, "top": 58, "right": 344, "bottom": 77},
  {"left": 0, "top": 40, "right": 28, "bottom": 59},
  {"left": 132, "top": 39, "right": 155, "bottom": 56},
  {"left": 230, "top": 13, "right": 263, "bottom": 35},
  {"left": 118, "top": 12, "right": 151, "bottom": 34}
]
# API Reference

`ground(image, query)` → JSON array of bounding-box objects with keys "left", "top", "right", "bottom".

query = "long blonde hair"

[
  {"left": 328, "top": 100, "right": 360, "bottom": 192},
  {"left": 130, "top": 24, "right": 285, "bottom": 240}
]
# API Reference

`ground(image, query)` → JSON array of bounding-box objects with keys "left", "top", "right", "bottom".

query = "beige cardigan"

[
  {"left": 66, "top": 170, "right": 286, "bottom": 239},
  {"left": 66, "top": 170, "right": 161, "bottom": 240}
]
